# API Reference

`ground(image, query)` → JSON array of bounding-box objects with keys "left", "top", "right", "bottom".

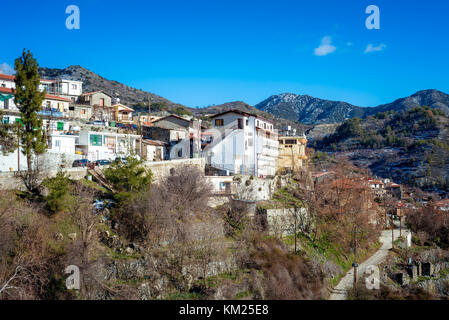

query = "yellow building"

[{"left": 278, "top": 134, "right": 307, "bottom": 173}]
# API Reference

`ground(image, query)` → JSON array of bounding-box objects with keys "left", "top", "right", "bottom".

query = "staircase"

[{"left": 87, "top": 167, "right": 116, "bottom": 193}]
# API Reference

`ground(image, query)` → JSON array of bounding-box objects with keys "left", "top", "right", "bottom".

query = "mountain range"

[
  {"left": 255, "top": 90, "right": 449, "bottom": 125},
  {"left": 38, "top": 65, "right": 449, "bottom": 126}
]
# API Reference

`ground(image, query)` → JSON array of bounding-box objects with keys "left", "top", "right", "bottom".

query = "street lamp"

[{"left": 352, "top": 262, "right": 359, "bottom": 287}]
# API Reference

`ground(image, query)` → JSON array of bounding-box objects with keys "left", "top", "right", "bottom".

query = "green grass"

[
  {"left": 234, "top": 290, "right": 255, "bottom": 300},
  {"left": 79, "top": 178, "right": 107, "bottom": 193},
  {"left": 282, "top": 233, "right": 381, "bottom": 287}
]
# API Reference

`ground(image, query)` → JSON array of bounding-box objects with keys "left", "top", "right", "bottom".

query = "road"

[{"left": 328, "top": 225, "right": 404, "bottom": 300}]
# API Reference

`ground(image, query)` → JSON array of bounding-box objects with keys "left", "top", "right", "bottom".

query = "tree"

[
  {"left": 103, "top": 156, "right": 152, "bottom": 204},
  {"left": 42, "top": 171, "right": 73, "bottom": 214},
  {"left": 0, "top": 111, "right": 17, "bottom": 155},
  {"left": 14, "top": 50, "right": 47, "bottom": 193}
]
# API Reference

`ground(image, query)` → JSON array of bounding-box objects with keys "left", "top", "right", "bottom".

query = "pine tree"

[{"left": 13, "top": 49, "right": 47, "bottom": 173}]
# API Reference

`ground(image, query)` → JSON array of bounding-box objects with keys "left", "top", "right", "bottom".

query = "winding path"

[{"left": 329, "top": 226, "right": 404, "bottom": 300}]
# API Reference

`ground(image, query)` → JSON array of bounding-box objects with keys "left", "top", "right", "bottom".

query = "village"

[
  {"left": 1, "top": 70, "right": 425, "bottom": 237},
  {"left": 2, "top": 66, "right": 449, "bottom": 301}
]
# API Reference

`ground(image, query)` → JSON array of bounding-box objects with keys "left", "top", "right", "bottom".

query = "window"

[
  {"left": 1, "top": 84, "right": 5, "bottom": 87},
  {"left": 90, "top": 134, "right": 103, "bottom": 146},
  {"left": 81, "top": 109, "right": 86, "bottom": 115},
  {"left": 2, "top": 117, "right": 9, "bottom": 124},
  {"left": 237, "top": 118, "right": 243, "bottom": 129},
  {"left": 280, "top": 140, "right": 284, "bottom": 144},
  {"left": 55, "top": 140, "right": 61, "bottom": 147},
  {"left": 246, "top": 119, "right": 249, "bottom": 126},
  {"left": 256, "top": 120, "right": 259, "bottom": 127},
  {"left": 285, "top": 139, "right": 297, "bottom": 145},
  {"left": 264, "top": 123, "right": 266, "bottom": 129},
  {"left": 4, "top": 99, "right": 9, "bottom": 110},
  {"left": 215, "top": 119, "right": 224, "bottom": 126},
  {"left": 72, "top": 84, "right": 77, "bottom": 90},
  {"left": 106, "top": 136, "right": 116, "bottom": 149}
]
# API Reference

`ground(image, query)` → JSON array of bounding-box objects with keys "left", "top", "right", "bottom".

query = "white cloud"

[
  {"left": 364, "top": 43, "right": 386, "bottom": 54},
  {"left": 314, "top": 36, "right": 337, "bottom": 56},
  {"left": 0, "top": 62, "right": 14, "bottom": 75}
]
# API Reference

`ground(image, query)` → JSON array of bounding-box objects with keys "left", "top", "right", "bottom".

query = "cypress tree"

[{"left": 13, "top": 49, "right": 47, "bottom": 173}]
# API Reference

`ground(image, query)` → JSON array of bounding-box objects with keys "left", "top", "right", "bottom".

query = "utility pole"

[
  {"left": 353, "top": 229, "right": 358, "bottom": 288},
  {"left": 391, "top": 215, "right": 395, "bottom": 250}
]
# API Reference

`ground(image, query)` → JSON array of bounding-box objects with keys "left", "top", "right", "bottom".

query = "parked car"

[
  {"left": 72, "top": 159, "right": 91, "bottom": 167},
  {"left": 95, "top": 159, "right": 112, "bottom": 166},
  {"left": 113, "top": 157, "right": 129, "bottom": 165},
  {"left": 87, "top": 120, "right": 105, "bottom": 126}
]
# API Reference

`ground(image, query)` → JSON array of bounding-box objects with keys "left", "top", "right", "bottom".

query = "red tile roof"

[
  {"left": 0, "top": 87, "right": 14, "bottom": 94},
  {"left": 386, "top": 182, "right": 401, "bottom": 188},
  {"left": 45, "top": 94, "right": 72, "bottom": 102},
  {"left": 0, "top": 74, "right": 15, "bottom": 81}
]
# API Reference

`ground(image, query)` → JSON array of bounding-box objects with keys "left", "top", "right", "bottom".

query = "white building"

[
  {"left": 204, "top": 110, "right": 279, "bottom": 178},
  {"left": 0, "top": 75, "right": 73, "bottom": 117},
  {"left": 77, "top": 129, "right": 140, "bottom": 161},
  {"left": 40, "top": 79, "right": 83, "bottom": 102}
]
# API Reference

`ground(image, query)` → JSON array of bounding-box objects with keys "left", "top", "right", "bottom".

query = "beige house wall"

[{"left": 278, "top": 136, "right": 307, "bottom": 172}]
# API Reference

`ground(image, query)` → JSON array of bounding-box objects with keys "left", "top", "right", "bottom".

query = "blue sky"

[{"left": 1, "top": 0, "right": 448, "bottom": 108}]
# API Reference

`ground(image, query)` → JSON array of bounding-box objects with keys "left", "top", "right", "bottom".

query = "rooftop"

[{"left": 210, "top": 109, "right": 275, "bottom": 124}]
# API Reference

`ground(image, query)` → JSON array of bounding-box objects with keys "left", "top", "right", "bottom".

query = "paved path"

[{"left": 329, "top": 226, "right": 405, "bottom": 300}]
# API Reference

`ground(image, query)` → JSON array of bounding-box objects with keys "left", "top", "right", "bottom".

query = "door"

[
  {"left": 237, "top": 118, "right": 243, "bottom": 129},
  {"left": 100, "top": 98, "right": 104, "bottom": 107}
]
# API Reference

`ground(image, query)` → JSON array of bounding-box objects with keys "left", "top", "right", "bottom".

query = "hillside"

[
  {"left": 256, "top": 90, "right": 449, "bottom": 125},
  {"left": 38, "top": 66, "right": 309, "bottom": 130},
  {"left": 38, "top": 65, "right": 190, "bottom": 114},
  {"left": 191, "top": 101, "right": 308, "bottom": 132},
  {"left": 311, "top": 106, "right": 449, "bottom": 196}
]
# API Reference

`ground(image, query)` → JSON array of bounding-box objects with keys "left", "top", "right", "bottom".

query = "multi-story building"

[
  {"left": 76, "top": 129, "right": 140, "bottom": 161},
  {"left": 278, "top": 126, "right": 307, "bottom": 173},
  {"left": 39, "top": 79, "right": 83, "bottom": 102},
  {"left": 142, "top": 114, "right": 201, "bottom": 160},
  {"left": 79, "top": 91, "right": 114, "bottom": 121},
  {"left": 0, "top": 74, "right": 75, "bottom": 117},
  {"left": 204, "top": 110, "right": 279, "bottom": 177}
]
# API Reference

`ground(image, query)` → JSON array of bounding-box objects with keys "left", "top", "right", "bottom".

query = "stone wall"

[
  {"left": 258, "top": 207, "right": 310, "bottom": 238},
  {"left": 0, "top": 158, "right": 205, "bottom": 190},
  {"left": 0, "top": 167, "right": 88, "bottom": 191},
  {"left": 143, "top": 158, "right": 205, "bottom": 182}
]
